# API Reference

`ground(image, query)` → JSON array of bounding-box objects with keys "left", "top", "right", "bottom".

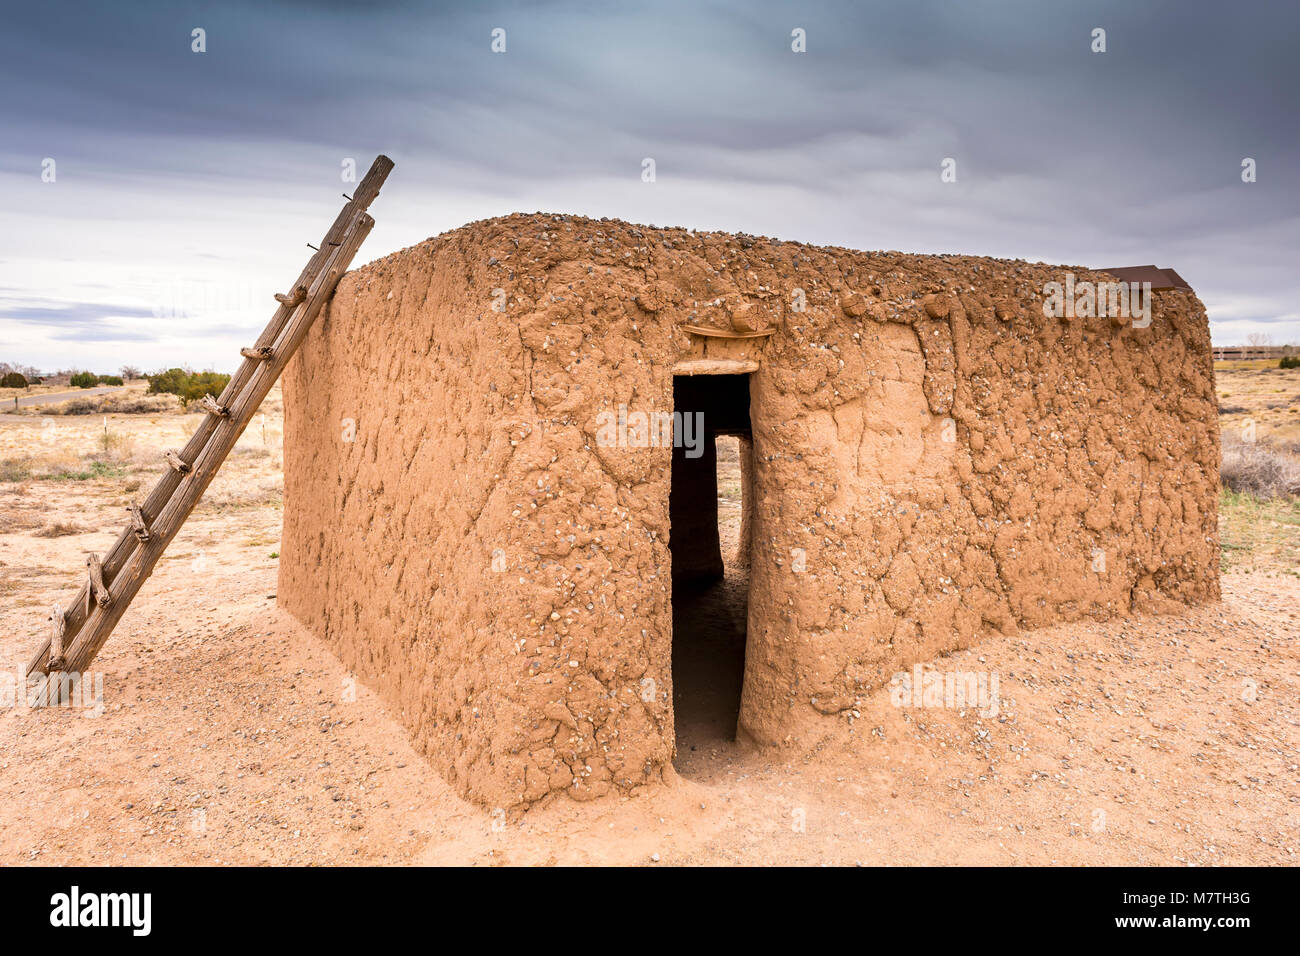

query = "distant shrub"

[
  {"left": 0, "top": 458, "right": 33, "bottom": 482},
  {"left": 46, "top": 460, "right": 128, "bottom": 482},
  {"left": 147, "top": 367, "right": 230, "bottom": 408},
  {"left": 1280, "top": 355, "right": 1300, "bottom": 369},
  {"left": 1221, "top": 434, "right": 1300, "bottom": 500},
  {"left": 146, "top": 367, "right": 188, "bottom": 396},
  {"left": 53, "top": 393, "right": 176, "bottom": 415},
  {"left": 33, "top": 520, "right": 88, "bottom": 538},
  {"left": 97, "top": 374, "right": 124, "bottom": 386},
  {"left": 70, "top": 371, "right": 98, "bottom": 388},
  {"left": 180, "top": 372, "right": 230, "bottom": 407},
  {"left": 0, "top": 372, "right": 27, "bottom": 388}
]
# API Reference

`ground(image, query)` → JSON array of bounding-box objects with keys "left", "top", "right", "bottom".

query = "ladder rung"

[
  {"left": 86, "top": 553, "right": 111, "bottom": 609},
  {"left": 200, "top": 393, "right": 230, "bottom": 417},
  {"left": 127, "top": 501, "right": 151, "bottom": 542},
  {"left": 48, "top": 603, "right": 66, "bottom": 670},
  {"left": 23, "top": 154, "right": 392, "bottom": 683},
  {"left": 163, "top": 450, "right": 191, "bottom": 474},
  {"left": 274, "top": 286, "right": 307, "bottom": 307}
]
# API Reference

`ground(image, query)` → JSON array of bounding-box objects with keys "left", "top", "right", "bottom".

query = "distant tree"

[
  {"left": 0, "top": 372, "right": 28, "bottom": 388},
  {"left": 178, "top": 371, "right": 230, "bottom": 407},
  {"left": 119, "top": 365, "right": 142, "bottom": 381},
  {"left": 97, "top": 374, "right": 124, "bottom": 386},
  {"left": 147, "top": 367, "right": 189, "bottom": 396},
  {"left": 147, "top": 367, "right": 230, "bottom": 407},
  {"left": 1245, "top": 331, "right": 1274, "bottom": 361},
  {"left": 70, "top": 371, "right": 98, "bottom": 388}
]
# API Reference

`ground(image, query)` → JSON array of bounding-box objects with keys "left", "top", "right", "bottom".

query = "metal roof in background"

[{"left": 1097, "top": 264, "right": 1192, "bottom": 290}]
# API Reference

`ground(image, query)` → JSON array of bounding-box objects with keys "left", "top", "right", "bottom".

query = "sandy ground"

[
  {"left": 1216, "top": 361, "right": 1300, "bottom": 444},
  {"left": 0, "top": 382, "right": 1297, "bottom": 865}
]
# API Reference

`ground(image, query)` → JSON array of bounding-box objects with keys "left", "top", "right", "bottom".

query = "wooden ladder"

[{"left": 27, "top": 155, "right": 394, "bottom": 695}]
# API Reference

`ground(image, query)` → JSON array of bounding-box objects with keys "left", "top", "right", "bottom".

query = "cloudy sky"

[{"left": 2, "top": 0, "right": 1297, "bottom": 373}]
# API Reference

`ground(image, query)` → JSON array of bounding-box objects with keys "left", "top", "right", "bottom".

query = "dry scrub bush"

[
  {"left": 0, "top": 458, "right": 38, "bottom": 483},
  {"left": 50, "top": 393, "right": 177, "bottom": 415},
  {"left": 0, "top": 508, "right": 42, "bottom": 534},
  {"left": 33, "top": 520, "right": 88, "bottom": 537},
  {"left": 1, "top": 447, "right": 127, "bottom": 482},
  {"left": 97, "top": 429, "right": 135, "bottom": 462},
  {"left": 1221, "top": 434, "right": 1300, "bottom": 500},
  {"left": 202, "top": 477, "right": 282, "bottom": 510}
]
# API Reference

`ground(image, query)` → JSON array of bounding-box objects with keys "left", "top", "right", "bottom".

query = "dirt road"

[{"left": 1, "top": 386, "right": 125, "bottom": 411}]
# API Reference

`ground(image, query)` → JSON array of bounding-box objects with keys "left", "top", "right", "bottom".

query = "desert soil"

[
  {"left": 0, "top": 376, "right": 1296, "bottom": 865},
  {"left": 1216, "top": 360, "right": 1300, "bottom": 444}
]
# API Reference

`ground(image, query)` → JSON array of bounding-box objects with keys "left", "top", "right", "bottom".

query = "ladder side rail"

[
  {"left": 25, "top": 158, "right": 392, "bottom": 675},
  {"left": 31, "top": 213, "right": 375, "bottom": 681}
]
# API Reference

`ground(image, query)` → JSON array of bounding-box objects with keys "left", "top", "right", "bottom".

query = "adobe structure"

[{"left": 278, "top": 213, "right": 1219, "bottom": 808}]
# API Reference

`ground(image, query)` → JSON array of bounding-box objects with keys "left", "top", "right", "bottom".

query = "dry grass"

[
  {"left": 0, "top": 503, "right": 43, "bottom": 534},
  {"left": 46, "top": 392, "right": 178, "bottom": 416},
  {"left": 1214, "top": 358, "right": 1283, "bottom": 371},
  {"left": 32, "top": 520, "right": 89, "bottom": 537},
  {"left": 1220, "top": 434, "right": 1300, "bottom": 500},
  {"left": 0, "top": 418, "right": 182, "bottom": 488},
  {"left": 0, "top": 458, "right": 34, "bottom": 483},
  {"left": 1216, "top": 364, "right": 1300, "bottom": 572},
  {"left": 91, "top": 427, "right": 153, "bottom": 468},
  {"left": 202, "top": 476, "right": 283, "bottom": 511},
  {"left": 1219, "top": 488, "right": 1300, "bottom": 575},
  {"left": 0, "top": 449, "right": 132, "bottom": 484},
  {"left": 1214, "top": 363, "right": 1300, "bottom": 445},
  {"left": 1214, "top": 364, "right": 1300, "bottom": 573},
  {"left": 45, "top": 460, "right": 130, "bottom": 482}
]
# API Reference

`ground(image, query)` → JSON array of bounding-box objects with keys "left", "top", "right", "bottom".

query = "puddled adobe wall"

[
  {"left": 281, "top": 212, "right": 1219, "bottom": 808},
  {"left": 740, "top": 267, "right": 1218, "bottom": 742},
  {"left": 280, "top": 221, "right": 679, "bottom": 809}
]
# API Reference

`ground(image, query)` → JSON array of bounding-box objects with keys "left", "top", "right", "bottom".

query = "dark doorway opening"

[{"left": 670, "top": 374, "right": 753, "bottom": 771}]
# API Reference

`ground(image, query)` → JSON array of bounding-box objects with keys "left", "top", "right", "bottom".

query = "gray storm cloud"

[{"left": 0, "top": 0, "right": 1296, "bottom": 369}]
